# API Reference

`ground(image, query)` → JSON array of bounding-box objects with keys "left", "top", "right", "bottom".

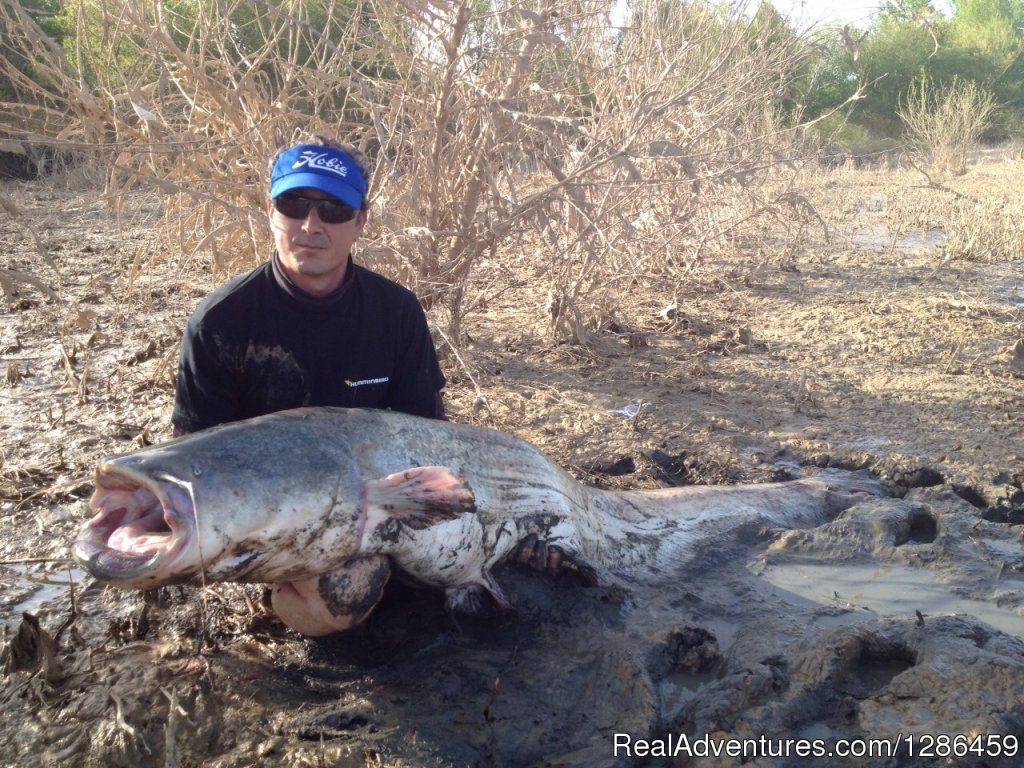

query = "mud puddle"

[
  {"left": 846, "top": 221, "right": 945, "bottom": 251},
  {"left": 0, "top": 562, "right": 83, "bottom": 628},
  {"left": 759, "top": 560, "right": 1024, "bottom": 636}
]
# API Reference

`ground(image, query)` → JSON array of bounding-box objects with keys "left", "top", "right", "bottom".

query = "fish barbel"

[{"left": 74, "top": 407, "right": 879, "bottom": 635}]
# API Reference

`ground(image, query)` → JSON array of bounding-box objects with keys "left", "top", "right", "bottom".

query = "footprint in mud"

[
  {"left": 646, "top": 624, "right": 723, "bottom": 685},
  {"left": 953, "top": 479, "right": 1024, "bottom": 524},
  {"left": 893, "top": 506, "right": 938, "bottom": 545},
  {"left": 292, "top": 711, "right": 371, "bottom": 743},
  {"left": 831, "top": 634, "right": 917, "bottom": 698}
]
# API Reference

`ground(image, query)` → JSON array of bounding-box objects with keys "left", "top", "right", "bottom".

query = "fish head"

[
  {"left": 74, "top": 455, "right": 198, "bottom": 588},
  {"left": 73, "top": 412, "right": 368, "bottom": 588}
]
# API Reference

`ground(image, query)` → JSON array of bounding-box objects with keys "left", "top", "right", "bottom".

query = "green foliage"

[
  {"left": 946, "top": 0, "right": 1024, "bottom": 117},
  {"left": 947, "top": 0, "right": 1023, "bottom": 56},
  {"left": 796, "top": 33, "right": 859, "bottom": 122},
  {"left": 790, "top": 0, "right": 1024, "bottom": 145},
  {"left": 0, "top": 0, "right": 65, "bottom": 100},
  {"left": 34, "top": 0, "right": 385, "bottom": 96},
  {"left": 746, "top": 2, "right": 807, "bottom": 122},
  {"left": 19, "top": 0, "right": 62, "bottom": 40},
  {"left": 748, "top": 0, "right": 794, "bottom": 46},
  {"left": 49, "top": 0, "right": 152, "bottom": 85},
  {"left": 857, "top": 17, "right": 945, "bottom": 136},
  {"left": 878, "top": 0, "right": 941, "bottom": 24}
]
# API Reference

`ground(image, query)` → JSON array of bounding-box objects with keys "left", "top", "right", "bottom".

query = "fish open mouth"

[{"left": 73, "top": 466, "right": 193, "bottom": 584}]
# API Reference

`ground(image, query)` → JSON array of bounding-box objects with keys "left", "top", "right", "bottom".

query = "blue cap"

[{"left": 269, "top": 144, "right": 367, "bottom": 209}]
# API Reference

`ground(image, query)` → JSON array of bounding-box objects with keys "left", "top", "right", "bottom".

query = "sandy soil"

[{"left": 1, "top": 155, "right": 1022, "bottom": 767}]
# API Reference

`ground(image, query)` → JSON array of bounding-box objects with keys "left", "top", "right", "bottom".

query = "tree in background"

[
  {"left": 856, "top": 8, "right": 949, "bottom": 137},
  {"left": 790, "top": 0, "right": 1024, "bottom": 145},
  {"left": 795, "top": 35, "right": 858, "bottom": 127},
  {"left": 944, "top": 0, "right": 1024, "bottom": 131}
]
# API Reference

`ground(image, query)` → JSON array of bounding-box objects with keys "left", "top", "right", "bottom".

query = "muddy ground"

[{"left": 1, "top": 154, "right": 1023, "bottom": 767}]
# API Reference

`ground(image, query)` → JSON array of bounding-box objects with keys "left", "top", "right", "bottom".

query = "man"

[{"left": 172, "top": 135, "right": 445, "bottom": 435}]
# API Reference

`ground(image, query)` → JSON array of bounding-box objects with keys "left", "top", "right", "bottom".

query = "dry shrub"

[
  {"left": 0, "top": 0, "right": 817, "bottom": 343},
  {"left": 898, "top": 76, "right": 996, "bottom": 179}
]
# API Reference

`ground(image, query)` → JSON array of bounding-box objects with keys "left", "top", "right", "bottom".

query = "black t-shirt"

[{"left": 172, "top": 255, "right": 445, "bottom": 434}]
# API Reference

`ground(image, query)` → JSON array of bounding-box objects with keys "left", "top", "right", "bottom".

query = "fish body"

[{"left": 74, "top": 407, "right": 878, "bottom": 635}]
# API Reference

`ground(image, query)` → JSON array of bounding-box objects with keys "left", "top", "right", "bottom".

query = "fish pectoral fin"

[{"left": 366, "top": 466, "right": 476, "bottom": 529}]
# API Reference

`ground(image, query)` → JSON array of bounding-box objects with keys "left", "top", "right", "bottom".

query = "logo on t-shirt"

[{"left": 345, "top": 376, "right": 389, "bottom": 388}]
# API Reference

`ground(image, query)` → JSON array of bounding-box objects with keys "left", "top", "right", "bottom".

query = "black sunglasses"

[{"left": 273, "top": 194, "right": 358, "bottom": 224}]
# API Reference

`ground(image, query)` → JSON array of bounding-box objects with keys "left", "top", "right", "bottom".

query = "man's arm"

[{"left": 386, "top": 295, "right": 447, "bottom": 420}]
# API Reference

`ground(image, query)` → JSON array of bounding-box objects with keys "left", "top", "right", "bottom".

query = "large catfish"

[{"left": 74, "top": 407, "right": 878, "bottom": 636}]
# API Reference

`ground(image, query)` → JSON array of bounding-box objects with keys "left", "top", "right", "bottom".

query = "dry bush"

[
  {"left": 898, "top": 76, "right": 996, "bottom": 179},
  {"left": 0, "top": 0, "right": 818, "bottom": 343}
]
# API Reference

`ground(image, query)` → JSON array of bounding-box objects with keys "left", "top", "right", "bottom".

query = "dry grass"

[
  {"left": 879, "top": 166, "right": 1024, "bottom": 263},
  {"left": 940, "top": 190, "right": 1024, "bottom": 262},
  {"left": 0, "top": 193, "right": 60, "bottom": 302}
]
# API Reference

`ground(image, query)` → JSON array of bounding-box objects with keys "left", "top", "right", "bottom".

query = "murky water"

[
  {"left": 760, "top": 561, "right": 1024, "bottom": 636},
  {"left": 847, "top": 222, "right": 945, "bottom": 251},
  {"left": 0, "top": 562, "right": 83, "bottom": 629}
]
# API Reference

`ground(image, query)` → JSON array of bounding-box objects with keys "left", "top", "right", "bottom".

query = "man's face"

[{"left": 268, "top": 188, "right": 367, "bottom": 296}]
